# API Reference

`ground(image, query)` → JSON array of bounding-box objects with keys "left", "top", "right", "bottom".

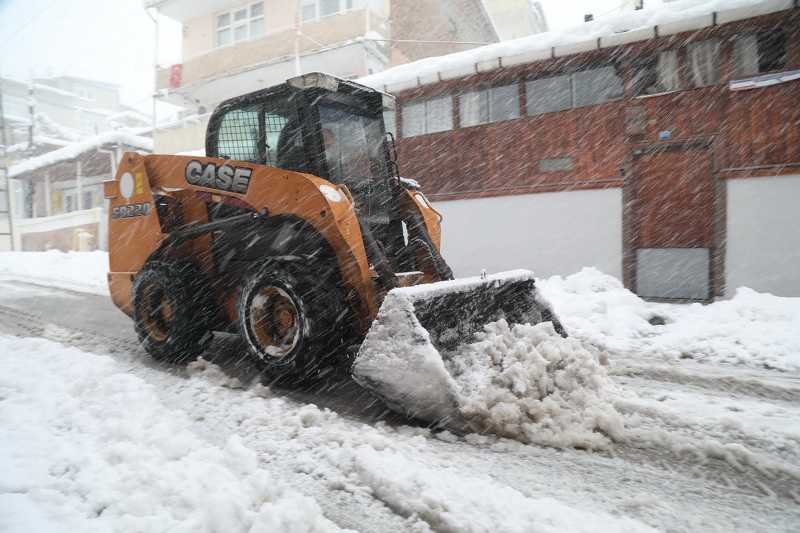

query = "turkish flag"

[{"left": 169, "top": 64, "right": 183, "bottom": 89}]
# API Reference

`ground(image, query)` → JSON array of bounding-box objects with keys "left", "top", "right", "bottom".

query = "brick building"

[{"left": 362, "top": 0, "right": 800, "bottom": 299}]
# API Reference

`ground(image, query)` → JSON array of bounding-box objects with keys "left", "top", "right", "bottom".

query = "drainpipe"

[
  {"left": 146, "top": 7, "right": 160, "bottom": 136},
  {"left": 294, "top": 6, "right": 302, "bottom": 75}
]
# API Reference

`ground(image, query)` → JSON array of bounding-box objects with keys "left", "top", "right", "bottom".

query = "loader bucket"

[{"left": 351, "top": 270, "right": 565, "bottom": 424}]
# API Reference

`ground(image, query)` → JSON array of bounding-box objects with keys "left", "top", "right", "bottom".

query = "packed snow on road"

[{"left": 1, "top": 251, "right": 799, "bottom": 532}]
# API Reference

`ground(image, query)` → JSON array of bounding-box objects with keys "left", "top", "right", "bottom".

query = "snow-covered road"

[
  {"left": 1, "top": 277, "right": 798, "bottom": 532},
  {"left": 1, "top": 252, "right": 799, "bottom": 531}
]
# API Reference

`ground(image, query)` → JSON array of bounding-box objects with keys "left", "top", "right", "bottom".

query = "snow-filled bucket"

[{"left": 352, "top": 270, "right": 565, "bottom": 425}]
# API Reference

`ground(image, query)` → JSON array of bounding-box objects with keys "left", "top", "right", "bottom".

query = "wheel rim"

[
  {"left": 249, "top": 286, "right": 301, "bottom": 359},
  {"left": 141, "top": 284, "right": 172, "bottom": 343}
]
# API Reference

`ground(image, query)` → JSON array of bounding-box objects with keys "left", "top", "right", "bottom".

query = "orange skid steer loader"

[{"left": 105, "top": 73, "right": 564, "bottom": 419}]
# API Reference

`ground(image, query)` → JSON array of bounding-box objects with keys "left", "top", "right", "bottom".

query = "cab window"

[{"left": 217, "top": 106, "right": 260, "bottom": 162}]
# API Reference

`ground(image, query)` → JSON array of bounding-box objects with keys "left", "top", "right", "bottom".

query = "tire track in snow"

[{"left": 611, "top": 359, "right": 800, "bottom": 403}]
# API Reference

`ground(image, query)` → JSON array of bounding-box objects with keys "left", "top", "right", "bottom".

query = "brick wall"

[
  {"left": 392, "top": 9, "right": 800, "bottom": 200},
  {"left": 387, "top": 8, "right": 800, "bottom": 298}
]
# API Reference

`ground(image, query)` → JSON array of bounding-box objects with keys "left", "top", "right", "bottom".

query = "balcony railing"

[{"left": 158, "top": 9, "right": 387, "bottom": 91}]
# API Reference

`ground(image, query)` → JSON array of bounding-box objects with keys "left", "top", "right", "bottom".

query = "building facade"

[
  {"left": 147, "top": 0, "right": 498, "bottom": 153},
  {"left": 482, "top": 0, "right": 547, "bottom": 41},
  {"left": 7, "top": 132, "right": 153, "bottom": 251},
  {"left": 367, "top": 2, "right": 800, "bottom": 298},
  {"left": 0, "top": 75, "right": 149, "bottom": 152}
]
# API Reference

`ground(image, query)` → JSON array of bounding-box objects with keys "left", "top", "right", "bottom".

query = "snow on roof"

[
  {"left": 4, "top": 136, "right": 73, "bottom": 154},
  {"left": 32, "top": 82, "right": 89, "bottom": 101},
  {"left": 106, "top": 108, "right": 151, "bottom": 124},
  {"left": 358, "top": 0, "right": 794, "bottom": 93},
  {"left": 9, "top": 131, "right": 153, "bottom": 178}
]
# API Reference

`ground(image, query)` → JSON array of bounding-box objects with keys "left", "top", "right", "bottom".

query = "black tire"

[
  {"left": 132, "top": 261, "right": 213, "bottom": 363},
  {"left": 238, "top": 259, "right": 346, "bottom": 380}
]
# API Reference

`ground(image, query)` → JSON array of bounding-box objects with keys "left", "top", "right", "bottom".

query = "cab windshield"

[{"left": 318, "top": 98, "right": 387, "bottom": 188}]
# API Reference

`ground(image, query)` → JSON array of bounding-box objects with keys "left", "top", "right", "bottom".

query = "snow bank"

[
  {"left": 0, "top": 336, "right": 347, "bottom": 533},
  {"left": 0, "top": 251, "right": 109, "bottom": 295},
  {"left": 539, "top": 268, "right": 800, "bottom": 371},
  {"left": 448, "top": 320, "right": 624, "bottom": 450}
]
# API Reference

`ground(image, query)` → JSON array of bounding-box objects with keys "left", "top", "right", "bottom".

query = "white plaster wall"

[
  {"left": 433, "top": 188, "right": 623, "bottom": 279},
  {"left": 726, "top": 174, "right": 800, "bottom": 296}
]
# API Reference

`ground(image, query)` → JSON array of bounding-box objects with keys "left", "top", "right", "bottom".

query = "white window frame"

[
  {"left": 301, "top": 0, "right": 358, "bottom": 23},
  {"left": 525, "top": 74, "right": 573, "bottom": 116},
  {"left": 459, "top": 84, "right": 520, "bottom": 128},
  {"left": 215, "top": 2, "right": 265, "bottom": 48},
  {"left": 401, "top": 95, "right": 453, "bottom": 138}
]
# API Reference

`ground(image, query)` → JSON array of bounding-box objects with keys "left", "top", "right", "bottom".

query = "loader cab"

[{"left": 205, "top": 72, "right": 398, "bottom": 227}]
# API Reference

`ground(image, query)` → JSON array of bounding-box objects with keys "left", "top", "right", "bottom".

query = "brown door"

[{"left": 628, "top": 142, "right": 717, "bottom": 300}]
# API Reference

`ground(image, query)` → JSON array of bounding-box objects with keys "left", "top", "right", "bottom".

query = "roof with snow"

[
  {"left": 9, "top": 132, "right": 153, "bottom": 178},
  {"left": 357, "top": 0, "right": 796, "bottom": 93}
]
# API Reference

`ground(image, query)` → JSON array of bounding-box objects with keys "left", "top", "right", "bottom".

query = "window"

[
  {"left": 383, "top": 110, "right": 396, "bottom": 137},
  {"left": 401, "top": 96, "right": 453, "bottom": 137},
  {"left": 632, "top": 50, "right": 680, "bottom": 96},
  {"left": 302, "top": 0, "right": 359, "bottom": 22},
  {"left": 525, "top": 74, "right": 572, "bottom": 115},
  {"left": 686, "top": 39, "right": 720, "bottom": 87},
  {"left": 537, "top": 157, "right": 573, "bottom": 173},
  {"left": 216, "top": 2, "right": 264, "bottom": 47},
  {"left": 217, "top": 107, "right": 261, "bottom": 161},
  {"left": 733, "top": 29, "right": 787, "bottom": 78},
  {"left": 459, "top": 84, "right": 520, "bottom": 127},
  {"left": 320, "top": 0, "right": 340, "bottom": 17},
  {"left": 573, "top": 65, "right": 623, "bottom": 107},
  {"left": 301, "top": 0, "right": 317, "bottom": 22},
  {"left": 264, "top": 112, "right": 289, "bottom": 166}
]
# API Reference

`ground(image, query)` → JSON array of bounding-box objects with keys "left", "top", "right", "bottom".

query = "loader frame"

[{"left": 104, "top": 151, "right": 444, "bottom": 336}]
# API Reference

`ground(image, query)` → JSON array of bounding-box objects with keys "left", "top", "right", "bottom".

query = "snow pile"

[
  {"left": 649, "top": 287, "right": 800, "bottom": 370},
  {"left": 0, "top": 335, "right": 347, "bottom": 533},
  {"left": 0, "top": 250, "right": 109, "bottom": 295},
  {"left": 537, "top": 268, "right": 657, "bottom": 355},
  {"left": 539, "top": 268, "right": 800, "bottom": 371},
  {"left": 448, "top": 320, "right": 624, "bottom": 450},
  {"left": 354, "top": 275, "right": 625, "bottom": 449}
]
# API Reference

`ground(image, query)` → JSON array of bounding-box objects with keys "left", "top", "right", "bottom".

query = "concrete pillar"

[
  {"left": 76, "top": 160, "right": 83, "bottom": 211},
  {"left": 44, "top": 173, "right": 52, "bottom": 216}
]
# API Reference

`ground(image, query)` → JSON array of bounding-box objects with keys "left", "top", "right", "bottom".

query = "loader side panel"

[
  {"left": 107, "top": 153, "right": 378, "bottom": 329},
  {"left": 105, "top": 153, "right": 166, "bottom": 316},
  {"left": 402, "top": 189, "right": 443, "bottom": 251}
]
